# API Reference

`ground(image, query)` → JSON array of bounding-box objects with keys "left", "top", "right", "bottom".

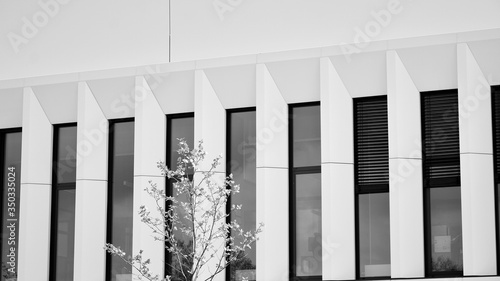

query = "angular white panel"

[
  {"left": 256, "top": 168, "right": 289, "bottom": 281},
  {"left": 32, "top": 82, "right": 78, "bottom": 124},
  {"left": 149, "top": 70, "right": 195, "bottom": 115},
  {"left": 320, "top": 57, "right": 353, "bottom": 164},
  {"left": 468, "top": 38, "right": 500, "bottom": 86},
  {"left": 256, "top": 64, "right": 288, "bottom": 168},
  {"left": 330, "top": 51, "right": 387, "bottom": 98},
  {"left": 18, "top": 184, "right": 52, "bottom": 281},
  {"left": 397, "top": 44, "right": 457, "bottom": 92},
  {"left": 134, "top": 76, "right": 166, "bottom": 176},
  {"left": 20, "top": 87, "right": 53, "bottom": 185},
  {"left": 194, "top": 69, "right": 226, "bottom": 173},
  {"left": 387, "top": 50, "right": 422, "bottom": 159},
  {"left": 389, "top": 159, "right": 425, "bottom": 278},
  {"left": 132, "top": 176, "right": 165, "bottom": 279},
  {"left": 87, "top": 76, "right": 136, "bottom": 119},
  {"left": 458, "top": 43, "right": 493, "bottom": 154},
  {"left": 321, "top": 163, "right": 355, "bottom": 280},
  {"left": 0, "top": 88, "right": 23, "bottom": 129},
  {"left": 265, "top": 58, "right": 320, "bottom": 103},
  {"left": 74, "top": 180, "right": 108, "bottom": 281},
  {"left": 461, "top": 154, "right": 496, "bottom": 275},
  {"left": 76, "top": 82, "right": 109, "bottom": 181},
  {"left": 204, "top": 65, "right": 256, "bottom": 109}
]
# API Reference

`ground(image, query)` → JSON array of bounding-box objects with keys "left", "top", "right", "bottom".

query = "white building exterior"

[{"left": 1, "top": 1, "right": 500, "bottom": 281}]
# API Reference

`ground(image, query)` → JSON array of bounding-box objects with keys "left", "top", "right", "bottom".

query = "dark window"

[
  {"left": 50, "top": 124, "right": 77, "bottom": 281},
  {"left": 354, "top": 96, "right": 391, "bottom": 278},
  {"left": 491, "top": 85, "right": 500, "bottom": 274},
  {"left": 227, "top": 109, "right": 257, "bottom": 281},
  {"left": 421, "top": 90, "right": 463, "bottom": 277},
  {"left": 290, "top": 103, "right": 321, "bottom": 280},
  {"left": 165, "top": 114, "right": 194, "bottom": 280},
  {"left": 106, "top": 120, "right": 135, "bottom": 281},
  {"left": 0, "top": 129, "right": 22, "bottom": 280}
]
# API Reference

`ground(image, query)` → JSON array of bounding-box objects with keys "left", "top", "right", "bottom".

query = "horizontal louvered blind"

[
  {"left": 493, "top": 86, "right": 500, "bottom": 178},
  {"left": 355, "top": 97, "right": 389, "bottom": 188},
  {"left": 421, "top": 91, "right": 460, "bottom": 186}
]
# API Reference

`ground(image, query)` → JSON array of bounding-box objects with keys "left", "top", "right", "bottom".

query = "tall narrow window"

[
  {"left": 354, "top": 96, "right": 391, "bottom": 278},
  {"left": 0, "top": 129, "right": 22, "bottom": 280},
  {"left": 166, "top": 114, "right": 194, "bottom": 280},
  {"left": 290, "top": 103, "right": 321, "bottom": 280},
  {"left": 491, "top": 85, "right": 500, "bottom": 274},
  {"left": 227, "top": 109, "right": 257, "bottom": 281},
  {"left": 50, "top": 124, "right": 77, "bottom": 281},
  {"left": 107, "top": 120, "right": 135, "bottom": 281},
  {"left": 421, "top": 90, "right": 463, "bottom": 277}
]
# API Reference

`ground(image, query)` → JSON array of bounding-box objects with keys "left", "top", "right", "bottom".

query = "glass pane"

[
  {"left": 295, "top": 173, "right": 321, "bottom": 276},
  {"left": 169, "top": 117, "right": 194, "bottom": 170},
  {"left": 293, "top": 106, "right": 321, "bottom": 167},
  {"left": 1, "top": 132, "right": 22, "bottom": 280},
  {"left": 54, "top": 189, "right": 76, "bottom": 281},
  {"left": 109, "top": 121, "right": 135, "bottom": 281},
  {"left": 229, "top": 111, "right": 256, "bottom": 281},
  {"left": 56, "top": 126, "right": 77, "bottom": 184},
  {"left": 430, "top": 186, "right": 463, "bottom": 272},
  {"left": 358, "top": 193, "right": 391, "bottom": 277}
]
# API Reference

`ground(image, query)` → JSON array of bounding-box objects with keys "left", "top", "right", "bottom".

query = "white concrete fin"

[
  {"left": 468, "top": 38, "right": 500, "bottom": 86},
  {"left": 149, "top": 70, "right": 195, "bottom": 115},
  {"left": 256, "top": 64, "right": 288, "bottom": 168},
  {"left": 0, "top": 88, "right": 23, "bottom": 128},
  {"left": 87, "top": 76, "right": 136, "bottom": 119},
  {"left": 204, "top": 64, "right": 257, "bottom": 108},
  {"left": 320, "top": 57, "right": 353, "bottom": 164},
  {"left": 265, "top": 58, "right": 320, "bottom": 103},
  {"left": 76, "top": 81, "right": 108, "bottom": 181},
  {"left": 134, "top": 76, "right": 166, "bottom": 176},
  {"left": 20, "top": 87, "right": 52, "bottom": 185},
  {"left": 458, "top": 43, "right": 493, "bottom": 154},
  {"left": 330, "top": 51, "right": 387, "bottom": 98},
  {"left": 194, "top": 69, "right": 226, "bottom": 173},
  {"left": 387, "top": 50, "right": 422, "bottom": 159},
  {"left": 397, "top": 44, "right": 457, "bottom": 92},
  {"left": 32, "top": 82, "right": 78, "bottom": 124}
]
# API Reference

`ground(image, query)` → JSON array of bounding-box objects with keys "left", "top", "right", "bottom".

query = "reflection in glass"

[
  {"left": 228, "top": 111, "right": 256, "bottom": 281},
  {"left": 295, "top": 173, "right": 322, "bottom": 277},
  {"left": 54, "top": 189, "right": 76, "bottom": 281},
  {"left": 51, "top": 125, "right": 77, "bottom": 281},
  {"left": 1, "top": 131, "right": 22, "bottom": 280},
  {"left": 358, "top": 193, "right": 390, "bottom": 277},
  {"left": 429, "top": 186, "right": 463, "bottom": 272},
  {"left": 167, "top": 116, "right": 194, "bottom": 280},
  {"left": 109, "top": 121, "right": 135, "bottom": 281},
  {"left": 292, "top": 106, "right": 321, "bottom": 168}
]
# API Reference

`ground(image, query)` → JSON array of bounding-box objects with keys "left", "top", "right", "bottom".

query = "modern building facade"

[{"left": 2, "top": 1, "right": 500, "bottom": 281}]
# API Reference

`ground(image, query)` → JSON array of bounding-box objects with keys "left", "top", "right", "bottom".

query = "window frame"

[
  {"left": 353, "top": 95, "right": 390, "bottom": 280},
  {"left": 288, "top": 102, "right": 322, "bottom": 281},
  {"left": 420, "top": 89, "right": 463, "bottom": 278},
  {"left": 491, "top": 85, "right": 500, "bottom": 275}
]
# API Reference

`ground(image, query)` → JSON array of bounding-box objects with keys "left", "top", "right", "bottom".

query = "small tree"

[{"left": 106, "top": 139, "right": 262, "bottom": 281}]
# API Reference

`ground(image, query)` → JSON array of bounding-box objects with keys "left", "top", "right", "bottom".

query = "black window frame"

[
  {"left": 106, "top": 117, "right": 135, "bottom": 281},
  {"left": 421, "top": 89, "right": 463, "bottom": 278},
  {"left": 0, "top": 127, "right": 22, "bottom": 280},
  {"left": 165, "top": 112, "right": 194, "bottom": 279},
  {"left": 353, "top": 95, "right": 390, "bottom": 280},
  {"left": 289, "top": 102, "right": 322, "bottom": 281},
  {"left": 225, "top": 107, "right": 257, "bottom": 281},
  {"left": 491, "top": 85, "right": 500, "bottom": 275},
  {"left": 49, "top": 123, "right": 77, "bottom": 281}
]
